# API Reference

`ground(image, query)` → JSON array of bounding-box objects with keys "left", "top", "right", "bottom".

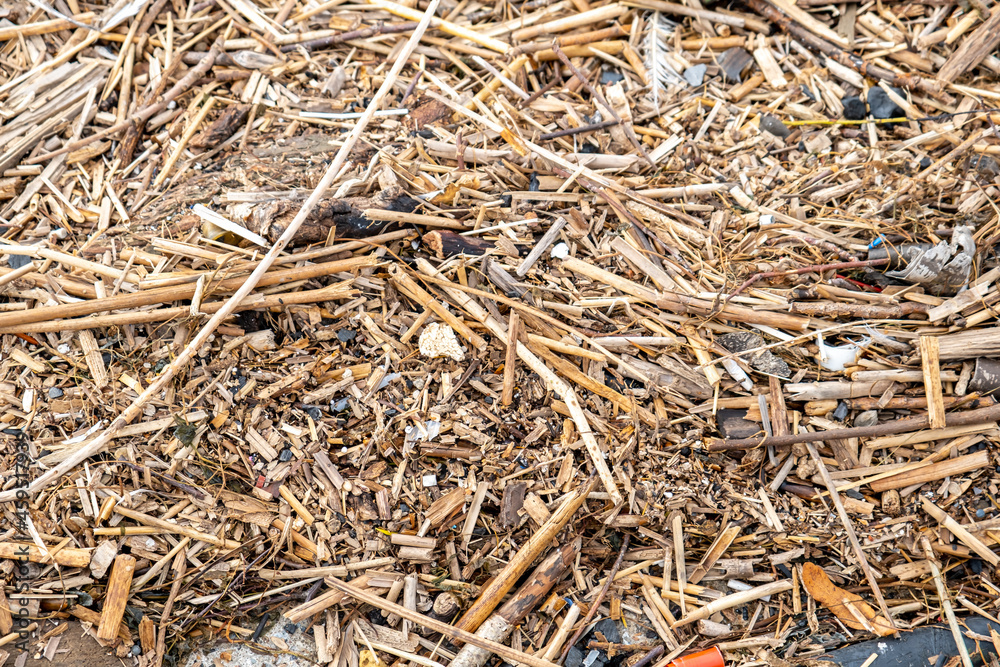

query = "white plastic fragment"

[
  {"left": 418, "top": 322, "right": 465, "bottom": 361},
  {"left": 550, "top": 242, "right": 569, "bottom": 259},
  {"left": 405, "top": 419, "right": 441, "bottom": 444},
  {"left": 816, "top": 334, "right": 870, "bottom": 372},
  {"left": 422, "top": 473, "right": 438, "bottom": 487},
  {"left": 721, "top": 358, "right": 753, "bottom": 391}
]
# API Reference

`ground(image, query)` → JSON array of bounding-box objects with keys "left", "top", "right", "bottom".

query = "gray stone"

[
  {"left": 683, "top": 64, "right": 706, "bottom": 87},
  {"left": 592, "top": 618, "right": 621, "bottom": 644},
  {"left": 760, "top": 114, "right": 790, "bottom": 138},
  {"left": 565, "top": 645, "right": 584, "bottom": 667},
  {"left": 866, "top": 87, "right": 905, "bottom": 120}
]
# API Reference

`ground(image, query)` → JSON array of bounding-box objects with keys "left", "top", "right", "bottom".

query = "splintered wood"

[{"left": 3, "top": 0, "right": 1000, "bottom": 665}]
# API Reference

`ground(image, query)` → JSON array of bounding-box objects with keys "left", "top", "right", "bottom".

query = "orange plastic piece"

[{"left": 668, "top": 647, "right": 725, "bottom": 667}]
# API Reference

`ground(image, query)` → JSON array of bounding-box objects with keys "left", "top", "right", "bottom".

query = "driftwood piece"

[
  {"left": 454, "top": 479, "right": 596, "bottom": 635},
  {"left": 937, "top": 9, "right": 1000, "bottom": 82},
  {"left": 451, "top": 540, "right": 579, "bottom": 667},
  {"left": 190, "top": 105, "right": 251, "bottom": 149},
  {"left": 231, "top": 186, "right": 420, "bottom": 244},
  {"left": 709, "top": 403, "right": 1000, "bottom": 450},
  {"left": 98, "top": 555, "right": 137, "bottom": 641}
]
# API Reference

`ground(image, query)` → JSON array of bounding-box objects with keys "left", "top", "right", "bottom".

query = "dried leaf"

[{"left": 802, "top": 562, "right": 894, "bottom": 636}]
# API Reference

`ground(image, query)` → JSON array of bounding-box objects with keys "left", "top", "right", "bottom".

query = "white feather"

[{"left": 644, "top": 12, "right": 685, "bottom": 106}]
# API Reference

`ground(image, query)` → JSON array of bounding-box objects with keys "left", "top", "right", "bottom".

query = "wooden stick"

[
  {"left": 562, "top": 257, "right": 814, "bottom": 330},
  {"left": 709, "top": 403, "right": 1000, "bottom": 451},
  {"left": 672, "top": 514, "right": 687, "bottom": 617},
  {"left": 922, "top": 537, "right": 974, "bottom": 667},
  {"left": 672, "top": 580, "right": 792, "bottom": 627},
  {"left": 0, "top": 543, "right": 90, "bottom": 567},
  {"left": 98, "top": 554, "right": 137, "bottom": 641},
  {"left": 921, "top": 497, "right": 1000, "bottom": 566},
  {"left": 461, "top": 481, "right": 489, "bottom": 552},
  {"left": 513, "top": 25, "right": 630, "bottom": 55},
  {"left": 363, "top": 209, "right": 470, "bottom": 230},
  {"left": 279, "top": 485, "right": 316, "bottom": 526},
  {"left": 325, "top": 578, "right": 561, "bottom": 667},
  {"left": 0, "top": 281, "right": 356, "bottom": 334},
  {"left": 688, "top": 524, "right": 740, "bottom": 585},
  {"left": 1, "top": 244, "right": 142, "bottom": 284},
  {"left": 113, "top": 507, "right": 241, "bottom": 549},
  {"left": 511, "top": 5, "right": 627, "bottom": 42},
  {"left": 501, "top": 312, "right": 519, "bottom": 406},
  {"left": 921, "top": 336, "right": 946, "bottom": 429},
  {"left": 452, "top": 540, "right": 579, "bottom": 667},
  {"left": 367, "top": 0, "right": 509, "bottom": 53},
  {"left": 0, "top": 261, "right": 37, "bottom": 289},
  {"left": 0, "top": 12, "right": 96, "bottom": 40},
  {"left": 284, "top": 575, "right": 373, "bottom": 623},
  {"left": 455, "top": 478, "right": 596, "bottom": 635},
  {"left": 806, "top": 441, "right": 897, "bottom": 634},
  {"left": 0, "top": 255, "right": 370, "bottom": 330},
  {"left": 0, "top": 4, "right": 439, "bottom": 504},
  {"left": 541, "top": 604, "right": 580, "bottom": 661},
  {"left": 154, "top": 548, "right": 187, "bottom": 667},
  {"left": 870, "top": 450, "right": 990, "bottom": 492}
]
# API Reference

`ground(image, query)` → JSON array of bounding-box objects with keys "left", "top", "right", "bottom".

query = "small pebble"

[
  {"left": 867, "top": 87, "right": 905, "bottom": 121},
  {"left": 565, "top": 646, "right": 584, "bottom": 667},
  {"left": 842, "top": 96, "right": 866, "bottom": 121},
  {"left": 278, "top": 448, "right": 293, "bottom": 463},
  {"left": 968, "top": 154, "right": 1000, "bottom": 178},
  {"left": 854, "top": 410, "right": 878, "bottom": 428},
  {"left": 6, "top": 254, "right": 31, "bottom": 270},
  {"left": 760, "top": 114, "right": 790, "bottom": 138},
  {"left": 48, "top": 387, "right": 63, "bottom": 399},
  {"left": 592, "top": 618, "right": 621, "bottom": 644},
  {"left": 684, "top": 64, "right": 706, "bottom": 87}
]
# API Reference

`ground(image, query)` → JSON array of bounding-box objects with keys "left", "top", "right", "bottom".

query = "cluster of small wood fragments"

[{"left": 6, "top": 0, "right": 1000, "bottom": 664}]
